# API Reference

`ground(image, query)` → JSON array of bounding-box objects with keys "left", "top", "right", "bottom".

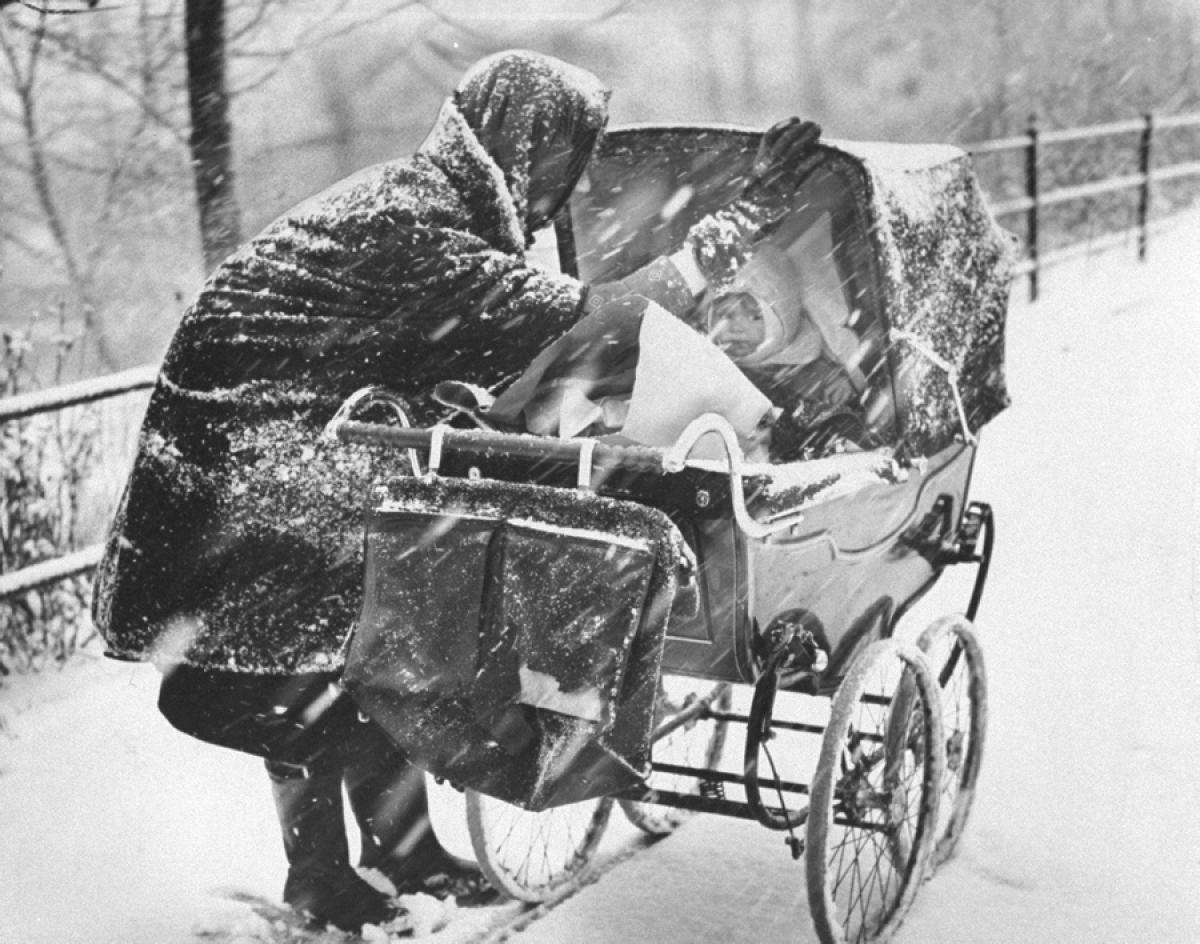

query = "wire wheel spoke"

[
  {"left": 807, "top": 638, "right": 945, "bottom": 944},
  {"left": 467, "top": 791, "right": 612, "bottom": 902}
]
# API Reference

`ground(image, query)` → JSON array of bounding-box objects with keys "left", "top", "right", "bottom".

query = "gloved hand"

[
  {"left": 681, "top": 117, "right": 823, "bottom": 288},
  {"left": 744, "top": 116, "right": 822, "bottom": 203}
]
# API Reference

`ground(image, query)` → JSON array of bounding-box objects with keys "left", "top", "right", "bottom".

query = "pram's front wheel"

[
  {"left": 619, "top": 676, "right": 730, "bottom": 836},
  {"left": 806, "top": 638, "right": 944, "bottom": 944},
  {"left": 915, "top": 614, "right": 987, "bottom": 868},
  {"left": 465, "top": 791, "right": 613, "bottom": 903}
]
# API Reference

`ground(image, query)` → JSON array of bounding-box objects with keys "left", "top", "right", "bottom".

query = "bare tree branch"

[
  {"left": 1, "top": 227, "right": 56, "bottom": 262},
  {"left": 224, "top": 0, "right": 422, "bottom": 98},
  {"left": 5, "top": 15, "right": 190, "bottom": 144},
  {"left": 0, "top": 6, "right": 115, "bottom": 367},
  {"left": 0, "top": 0, "right": 101, "bottom": 14},
  {"left": 0, "top": 15, "right": 78, "bottom": 285},
  {"left": 81, "top": 112, "right": 151, "bottom": 276}
]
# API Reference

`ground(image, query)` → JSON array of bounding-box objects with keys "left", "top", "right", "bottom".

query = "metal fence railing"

[
  {"left": 0, "top": 364, "right": 158, "bottom": 425},
  {"left": 968, "top": 110, "right": 1200, "bottom": 300},
  {"left": 3, "top": 110, "right": 1200, "bottom": 602},
  {"left": 0, "top": 364, "right": 157, "bottom": 599}
]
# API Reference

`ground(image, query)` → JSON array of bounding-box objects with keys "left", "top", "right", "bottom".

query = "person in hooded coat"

[{"left": 92, "top": 49, "right": 821, "bottom": 931}]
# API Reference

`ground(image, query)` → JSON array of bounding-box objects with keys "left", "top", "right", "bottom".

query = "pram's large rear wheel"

[
  {"left": 465, "top": 791, "right": 613, "bottom": 903},
  {"left": 806, "top": 638, "right": 944, "bottom": 944},
  {"left": 916, "top": 614, "right": 987, "bottom": 867},
  {"left": 620, "top": 676, "right": 730, "bottom": 836}
]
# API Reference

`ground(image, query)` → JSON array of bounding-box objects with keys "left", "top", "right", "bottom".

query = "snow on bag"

[{"left": 342, "top": 476, "right": 687, "bottom": 811}]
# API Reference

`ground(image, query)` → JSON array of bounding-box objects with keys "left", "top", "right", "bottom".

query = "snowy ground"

[{"left": 2, "top": 213, "right": 1199, "bottom": 943}]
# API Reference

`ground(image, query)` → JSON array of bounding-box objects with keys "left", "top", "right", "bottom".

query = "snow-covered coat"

[{"left": 94, "top": 64, "right": 610, "bottom": 674}]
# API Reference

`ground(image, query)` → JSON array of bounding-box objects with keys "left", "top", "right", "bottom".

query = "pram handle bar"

[
  {"left": 322, "top": 385, "right": 424, "bottom": 476},
  {"left": 334, "top": 411, "right": 806, "bottom": 541},
  {"left": 665, "top": 414, "right": 805, "bottom": 539},
  {"left": 335, "top": 420, "right": 667, "bottom": 473}
]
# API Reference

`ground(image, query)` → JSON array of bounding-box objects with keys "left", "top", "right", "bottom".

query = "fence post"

[
  {"left": 1137, "top": 111, "right": 1154, "bottom": 262},
  {"left": 1024, "top": 113, "right": 1040, "bottom": 301}
]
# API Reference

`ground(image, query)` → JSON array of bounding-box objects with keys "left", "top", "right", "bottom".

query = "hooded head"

[
  {"left": 707, "top": 245, "right": 823, "bottom": 367},
  {"left": 455, "top": 50, "right": 611, "bottom": 242}
]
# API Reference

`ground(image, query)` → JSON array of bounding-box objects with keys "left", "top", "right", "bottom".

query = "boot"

[
  {"left": 342, "top": 734, "right": 488, "bottom": 900},
  {"left": 266, "top": 760, "right": 396, "bottom": 931}
]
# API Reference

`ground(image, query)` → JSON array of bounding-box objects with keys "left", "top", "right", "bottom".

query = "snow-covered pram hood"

[
  {"left": 833, "top": 137, "right": 1016, "bottom": 456},
  {"left": 570, "top": 125, "right": 1017, "bottom": 459}
]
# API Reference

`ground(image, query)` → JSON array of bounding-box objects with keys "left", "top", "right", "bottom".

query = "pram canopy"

[{"left": 563, "top": 126, "right": 1015, "bottom": 459}]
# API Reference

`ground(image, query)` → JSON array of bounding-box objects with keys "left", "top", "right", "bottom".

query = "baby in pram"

[
  {"left": 703, "top": 244, "right": 875, "bottom": 461},
  {"left": 481, "top": 242, "right": 873, "bottom": 465}
]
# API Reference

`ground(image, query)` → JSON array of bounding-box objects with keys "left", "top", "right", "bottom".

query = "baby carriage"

[{"left": 328, "top": 125, "right": 1013, "bottom": 944}]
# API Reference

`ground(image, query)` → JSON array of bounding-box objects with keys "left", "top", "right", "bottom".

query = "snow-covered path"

[
  {"left": 2, "top": 214, "right": 1199, "bottom": 944},
  {"left": 896, "top": 215, "right": 1200, "bottom": 944},
  {"left": 0, "top": 657, "right": 285, "bottom": 943}
]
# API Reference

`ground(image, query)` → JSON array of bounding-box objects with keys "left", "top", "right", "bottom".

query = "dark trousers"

[{"left": 158, "top": 664, "right": 442, "bottom": 876}]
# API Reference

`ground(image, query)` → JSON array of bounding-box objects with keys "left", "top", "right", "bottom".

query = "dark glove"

[
  {"left": 683, "top": 118, "right": 822, "bottom": 285},
  {"left": 744, "top": 117, "right": 822, "bottom": 203}
]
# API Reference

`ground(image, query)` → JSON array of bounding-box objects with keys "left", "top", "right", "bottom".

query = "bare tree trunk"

[{"left": 185, "top": 0, "right": 240, "bottom": 273}]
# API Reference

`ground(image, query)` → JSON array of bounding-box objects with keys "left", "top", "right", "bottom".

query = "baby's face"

[{"left": 708, "top": 292, "right": 766, "bottom": 360}]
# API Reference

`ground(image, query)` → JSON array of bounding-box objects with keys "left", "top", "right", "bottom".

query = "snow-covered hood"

[{"left": 452, "top": 50, "right": 610, "bottom": 244}]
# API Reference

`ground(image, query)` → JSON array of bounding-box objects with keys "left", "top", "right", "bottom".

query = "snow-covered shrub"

[{"left": 0, "top": 321, "right": 100, "bottom": 678}]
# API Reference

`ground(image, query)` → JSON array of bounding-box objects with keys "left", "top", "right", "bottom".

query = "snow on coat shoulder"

[{"left": 92, "top": 92, "right": 591, "bottom": 675}]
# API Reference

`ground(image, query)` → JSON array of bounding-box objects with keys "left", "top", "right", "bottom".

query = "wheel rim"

[
  {"left": 918, "top": 616, "right": 987, "bottom": 866},
  {"left": 466, "top": 791, "right": 613, "bottom": 902},
  {"left": 807, "top": 639, "right": 944, "bottom": 944}
]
